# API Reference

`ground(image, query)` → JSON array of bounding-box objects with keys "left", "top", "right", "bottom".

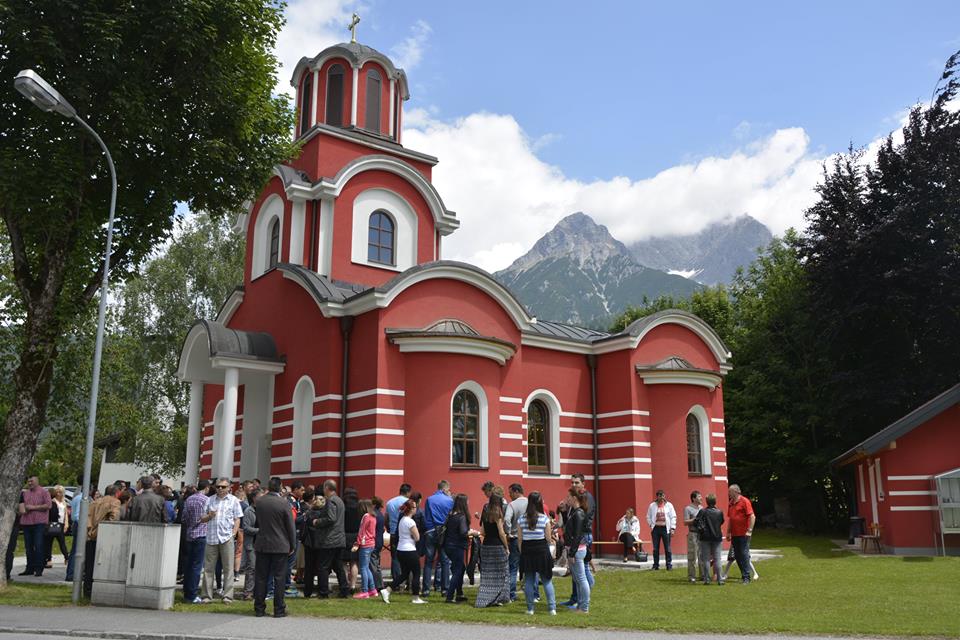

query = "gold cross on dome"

[{"left": 348, "top": 13, "right": 360, "bottom": 43}]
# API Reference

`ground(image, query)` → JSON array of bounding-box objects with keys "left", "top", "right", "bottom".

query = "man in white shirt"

[
  {"left": 200, "top": 478, "right": 244, "bottom": 603},
  {"left": 645, "top": 489, "right": 677, "bottom": 570}
]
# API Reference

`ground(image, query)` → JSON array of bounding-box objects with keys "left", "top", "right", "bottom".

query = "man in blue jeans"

[
  {"left": 421, "top": 480, "right": 453, "bottom": 598},
  {"left": 181, "top": 480, "right": 210, "bottom": 603}
]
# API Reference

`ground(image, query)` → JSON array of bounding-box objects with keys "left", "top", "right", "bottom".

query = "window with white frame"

[
  {"left": 350, "top": 188, "right": 417, "bottom": 271},
  {"left": 450, "top": 381, "right": 488, "bottom": 467},
  {"left": 252, "top": 196, "right": 283, "bottom": 279},
  {"left": 527, "top": 400, "right": 549, "bottom": 473},
  {"left": 686, "top": 406, "right": 712, "bottom": 475},
  {"left": 291, "top": 377, "right": 314, "bottom": 473}
]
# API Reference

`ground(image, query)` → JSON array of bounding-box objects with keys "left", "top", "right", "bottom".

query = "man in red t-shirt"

[{"left": 726, "top": 484, "right": 756, "bottom": 584}]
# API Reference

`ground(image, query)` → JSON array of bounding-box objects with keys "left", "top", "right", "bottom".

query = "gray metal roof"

[
  {"left": 636, "top": 356, "right": 706, "bottom": 371},
  {"left": 195, "top": 319, "right": 282, "bottom": 362},
  {"left": 524, "top": 320, "right": 610, "bottom": 343},
  {"left": 277, "top": 264, "right": 365, "bottom": 303},
  {"left": 385, "top": 318, "right": 516, "bottom": 350},
  {"left": 291, "top": 42, "right": 410, "bottom": 100},
  {"left": 832, "top": 382, "right": 960, "bottom": 467}
]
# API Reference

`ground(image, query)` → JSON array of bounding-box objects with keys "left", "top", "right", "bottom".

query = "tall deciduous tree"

[{"left": 0, "top": 1, "right": 293, "bottom": 587}]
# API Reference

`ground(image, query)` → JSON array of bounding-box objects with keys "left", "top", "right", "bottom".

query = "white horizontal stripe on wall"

[
  {"left": 313, "top": 413, "right": 341, "bottom": 421},
  {"left": 346, "top": 428, "right": 404, "bottom": 438},
  {"left": 501, "top": 470, "right": 523, "bottom": 476},
  {"left": 715, "top": 476, "right": 728, "bottom": 481},
  {"left": 271, "top": 432, "right": 340, "bottom": 446},
  {"left": 346, "top": 388, "right": 405, "bottom": 400},
  {"left": 344, "top": 469, "right": 404, "bottom": 477},
  {"left": 599, "top": 457, "right": 652, "bottom": 465},
  {"left": 597, "top": 425, "right": 650, "bottom": 434},
  {"left": 202, "top": 435, "right": 213, "bottom": 442},
  {"left": 345, "top": 448, "right": 404, "bottom": 457},
  {"left": 499, "top": 396, "right": 523, "bottom": 404},
  {"left": 346, "top": 407, "right": 404, "bottom": 419},
  {"left": 560, "top": 458, "right": 594, "bottom": 465},
  {"left": 500, "top": 452, "right": 523, "bottom": 458},
  {"left": 311, "top": 452, "right": 341, "bottom": 459},
  {"left": 273, "top": 403, "right": 294, "bottom": 413},
  {"left": 890, "top": 505, "right": 938, "bottom": 511},
  {"left": 560, "top": 411, "right": 593, "bottom": 419},
  {"left": 712, "top": 447, "right": 726, "bottom": 452},
  {"left": 597, "top": 441, "right": 651, "bottom": 450},
  {"left": 559, "top": 443, "right": 594, "bottom": 449},
  {"left": 888, "top": 490, "right": 936, "bottom": 496},
  {"left": 203, "top": 420, "right": 215, "bottom": 427},
  {"left": 714, "top": 461, "right": 727, "bottom": 467},
  {"left": 711, "top": 432, "right": 725, "bottom": 438},
  {"left": 597, "top": 409, "right": 650, "bottom": 419},
  {"left": 599, "top": 473, "right": 653, "bottom": 480},
  {"left": 711, "top": 418, "right": 724, "bottom": 423},
  {"left": 887, "top": 475, "right": 933, "bottom": 481},
  {"left": 314, "top": 393, "right": 343, "bottom": 402},
  {"left": 499, "top": 433, "right": 522, "bottom": 440},
  {"left": 560, "top": 427, "right": 594, "bottom": 434},
  {"left": 500, "top": 415, "right": 522, "bottom": 422},
  {"left": 272, "top": 420, "right": 294, "bottom": 429}
]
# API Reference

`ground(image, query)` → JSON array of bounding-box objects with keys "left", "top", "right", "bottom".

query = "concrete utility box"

[{"left": 91, "top": 521, "right": 181, "bottom": 610}]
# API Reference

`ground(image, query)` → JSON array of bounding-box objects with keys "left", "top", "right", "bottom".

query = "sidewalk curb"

[{"left": 0, "top": 628, "right": 237, "bottom": 640}]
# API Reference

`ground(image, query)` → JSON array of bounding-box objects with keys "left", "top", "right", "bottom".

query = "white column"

[
  {"left": 311, "top": 69, "right": 319, "bottom": 126},
  {"left": 289, "top": 200, "right": 306, "bottom": 265},
  {"left": 218, "top": 367, "right": 240, "bottom": 480},
  {"left": 388, "top": 79, "right": 396, "bottom": 138},
  {"left": 351, "top": 66, "right": 359, "bottom": 126},
  {"left": 184, "top": 381, "right": 204, "bottom": 485}
]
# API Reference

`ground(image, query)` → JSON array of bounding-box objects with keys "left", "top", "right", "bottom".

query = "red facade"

[{"left": 178, "top": 41, "right": 733, "bottom": 553}]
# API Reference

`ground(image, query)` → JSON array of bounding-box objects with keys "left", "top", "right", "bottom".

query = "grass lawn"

[{"left": 2, "top": 530, "right": 958, "bottom": 636}]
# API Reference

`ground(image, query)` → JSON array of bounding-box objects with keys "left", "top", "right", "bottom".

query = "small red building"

[
  {"left": 833, "top": 383, "right": 960, "bottom": 555},
  {"left": 176, "top": 39, "right": 732, "bottom": 550}
]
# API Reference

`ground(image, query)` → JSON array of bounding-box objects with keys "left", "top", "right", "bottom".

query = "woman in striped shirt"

[{"left": 517, "top": 492, "right": 556, "bottom": 615}]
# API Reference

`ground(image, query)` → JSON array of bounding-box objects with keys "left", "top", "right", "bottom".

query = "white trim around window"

[
  {"left": 251, "top": 194, "right": 284, "bottom": 279},
  {"left": 523, "top": 389, "right": 562, "bottom": 475},
  {"left": 451, "top": 381, "right": 489, "bottom": 468},
  {"left": 350, "top": 188, "right": 417, "bottom": 272}
]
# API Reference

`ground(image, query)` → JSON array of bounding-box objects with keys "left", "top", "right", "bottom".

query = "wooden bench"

[
  {"left": 859, "top": 523, "right": 883, "bottom": 554},
  {"left": 592, "top": 539, "right": 650, "bottom": 559}
]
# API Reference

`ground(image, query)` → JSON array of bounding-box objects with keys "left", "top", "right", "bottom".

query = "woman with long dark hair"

[
  {"left": 563, "top": 489, "right": 592, "bottom": 613},
  {"left": 518, "top": 492, "right": 556, "bottom": 615},
  {"left": 474, "top": 492, "right": 510, "bottom": 607},
  {"left": 443, "top": 493, "right": 475, "bottom": 603},
  {"left": 380, "top": 499, "right": 425, "bottom": 604}
]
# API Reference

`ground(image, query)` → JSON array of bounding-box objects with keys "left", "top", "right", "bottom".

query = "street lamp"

[{"left": 15, "top": 69, "right": 117, "bottom": 605}]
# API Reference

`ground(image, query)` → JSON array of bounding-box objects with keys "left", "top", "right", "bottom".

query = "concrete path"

[{"left": 0, "top": 604, "right": 899, "bottom": 640}]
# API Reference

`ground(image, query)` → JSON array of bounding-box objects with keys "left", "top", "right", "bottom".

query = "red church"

[{"left": 176, "top": 37, "right": 732, "bottom": 548}]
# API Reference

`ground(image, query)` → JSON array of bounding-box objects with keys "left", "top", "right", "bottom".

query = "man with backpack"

[{"left": 421, "top": 480, "right": 453, "bottom": 598}]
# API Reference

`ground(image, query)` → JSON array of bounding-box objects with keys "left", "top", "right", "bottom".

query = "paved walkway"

[{"left": 0, "top": 605, "right": 889, "bottom": 640}]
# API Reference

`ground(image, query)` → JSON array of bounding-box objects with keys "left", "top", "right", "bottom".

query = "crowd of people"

[{"left": 6, "top": 472, "right": 758, "bottom": 618}]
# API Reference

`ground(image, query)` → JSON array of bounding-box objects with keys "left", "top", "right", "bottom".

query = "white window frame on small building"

[
  {"left": 291, "top": 376, "right": 315, "bottom": 473},
  {"left": 450, "top": 381, "right": 489, "bottom": 468},
  {"left": 252, "top": 195, "right": 284, "bottom": 279},
  {"left": 686, "top": 405, "right": 712, "bottom": 476},
  {"left": 350, "top": 188, "right": 417, "bottom": 272}
]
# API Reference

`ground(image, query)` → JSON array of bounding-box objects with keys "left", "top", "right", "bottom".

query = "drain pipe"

[
  {"left": 339, "top": 316, "right": 354, "bottom": 488},
  {"left": 587, "top": 354, "right": 601, "bottom": 541}
]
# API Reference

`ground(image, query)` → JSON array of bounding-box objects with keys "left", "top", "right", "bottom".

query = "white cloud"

[
  {"left": 405, "top": 113, "right": 832, "bottom": 272},
  {"left": 390, "top": 20, "right": 432, "bottom": 71},
  {"left": 273, "top": 0, "right": 359, "bottom": 97}
]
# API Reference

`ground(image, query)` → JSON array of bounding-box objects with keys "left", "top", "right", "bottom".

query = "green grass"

[{"left": 2, "top": 531, "right": 958, "bottom": 636}]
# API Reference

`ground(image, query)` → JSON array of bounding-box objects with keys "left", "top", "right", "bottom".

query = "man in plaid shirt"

[{"left": 181, "top": 480, "right": 210, "bottom": 604}]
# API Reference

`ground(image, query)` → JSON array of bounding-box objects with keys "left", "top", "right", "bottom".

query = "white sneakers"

[
  {"left": 380, "top": 587, "right": 391, "bottom": 604},
  {"left": 411, "top": 596, "right": 426, "bottom": 604}
]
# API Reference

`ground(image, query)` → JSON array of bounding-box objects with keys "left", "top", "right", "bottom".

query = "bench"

[{"left": 592, "top": 539, "right": 650, "bottom": 560}]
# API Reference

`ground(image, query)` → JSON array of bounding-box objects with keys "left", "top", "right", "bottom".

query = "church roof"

[
  {"left": 289, "top": 42, "right": 410, "bottom": 100},
  {"left": 199, "top": 320, "right": 282, "bottom": 362}
]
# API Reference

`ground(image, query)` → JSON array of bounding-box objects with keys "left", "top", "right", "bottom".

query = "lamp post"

[{"left": 14, "top": 69, "right": 117, "bottom": 604}]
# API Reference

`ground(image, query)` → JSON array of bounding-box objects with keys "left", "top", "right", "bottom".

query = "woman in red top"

[{"left": 351, "top": 499, "right": 378, "bottom": 598}]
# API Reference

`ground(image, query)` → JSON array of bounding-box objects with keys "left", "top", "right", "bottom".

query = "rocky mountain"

[
  {"left": 494, "top": 213, "right": 700, "bottom": 326},
  {"left": 629, "top": 214, "right": 772, "bottom": 285}
]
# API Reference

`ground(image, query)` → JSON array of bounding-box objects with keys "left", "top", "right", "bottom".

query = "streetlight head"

[{"left": 14, "top": 69, "right": 77, "bottom": 118}]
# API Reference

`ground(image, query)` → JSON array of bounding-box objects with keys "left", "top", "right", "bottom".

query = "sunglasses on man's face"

[{"left": 217, "top": 485, "right": 229, "bottom": 489}]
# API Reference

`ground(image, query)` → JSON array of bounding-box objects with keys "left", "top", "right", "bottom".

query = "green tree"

[
  {"left": 801, "top": 51, "right": 960, "bottom": 447},
  {"left": 722, "top": 232, "right": 840, "bottom": 530},
  {"left": 609, "top": 285, "right": 735, "bottom": 346},
  {"left": 0, "top": 0, "right": 294, "bottom": 587}
]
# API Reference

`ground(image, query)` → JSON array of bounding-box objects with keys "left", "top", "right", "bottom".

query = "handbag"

[{"left": 47, "top": 521, "right": 63, "bottom": 536}]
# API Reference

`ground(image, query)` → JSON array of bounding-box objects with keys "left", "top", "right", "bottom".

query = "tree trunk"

[{"left": 0, "top": 286, "right": 63, "bottom": 589}]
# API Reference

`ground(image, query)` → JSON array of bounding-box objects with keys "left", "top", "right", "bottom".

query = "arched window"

[
  {"left": 452, "top": 389, "right": 479, "bottom": 466},
  {"left": 291, "top": 377, "right": 314, "bottom": 473},
  {"left": 268, "top": 217, "right": 280, "bottom": 268},
  {"left": 326, "top": 64, "right": 344, "bottom": 126},
  {"left": 365, "top": 68, "right": 381, "bottom": 134},
  {"left": 299, "top": 72, "right": 313, "bottom": 135},
  {"left": 527, "top": 400, "right": 549, "bottom": 472},
  {"left": 687, "top": 413, "right": 703, "bottom": 474},
  {"left": 367, "top": 210, "right": 394, "bottom": 265}
]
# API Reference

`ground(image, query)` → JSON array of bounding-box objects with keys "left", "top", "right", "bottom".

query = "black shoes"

[
  {"left": 273, "top": 611, "right": 287, "bottom": 618},
  {"left": 18, "top": 570, "right": 32, "bottom": 576}
]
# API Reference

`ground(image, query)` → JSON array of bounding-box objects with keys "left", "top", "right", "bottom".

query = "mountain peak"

[{"left": 504, "top": 212, "right": 631, "bottom": 273}]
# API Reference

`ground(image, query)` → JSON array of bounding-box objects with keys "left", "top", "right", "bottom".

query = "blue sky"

[{"left": 274, "top": 1, "right": 960, "bottom": 270}]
